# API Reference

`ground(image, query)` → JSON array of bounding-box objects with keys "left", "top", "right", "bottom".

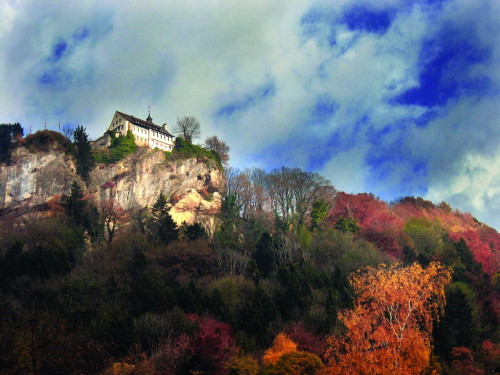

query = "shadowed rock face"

[{"left": 0, "top": 146, "right": 223, "bottom": 226}]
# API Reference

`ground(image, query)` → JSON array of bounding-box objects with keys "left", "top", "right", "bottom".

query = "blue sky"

[{"left": 1, "top": 0, "right": 500, "bottom": 230}]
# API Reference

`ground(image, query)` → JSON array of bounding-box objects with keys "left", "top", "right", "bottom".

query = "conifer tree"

[
  {"left": 73, "top": 125, "right": 93, "bottom": 181},
  {"left": 149, "top": 192, "right": 178, "bottom": 245}
]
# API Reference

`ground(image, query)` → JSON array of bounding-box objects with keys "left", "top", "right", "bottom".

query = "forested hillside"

[{"left": 1, "top": 140, "right": 499, "bottom": 374}]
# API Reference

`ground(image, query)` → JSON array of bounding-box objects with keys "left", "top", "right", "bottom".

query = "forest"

[{"left": 0, "top": 127, "right": 499, "bottom": 375}]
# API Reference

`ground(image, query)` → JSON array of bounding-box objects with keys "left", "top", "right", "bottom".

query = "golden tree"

[
  {"left": 262, "top": 333, "right": 297, "bottom": 366},
  {"left": 324, "top": 262, "right": 451, "bottom": 375}
]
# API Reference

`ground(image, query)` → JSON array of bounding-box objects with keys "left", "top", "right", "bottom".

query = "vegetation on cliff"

[
  {"left": 0, "top": 126, "right": 499, "bottom": 374},
  {"left": 164, "top": 136, "right": 222, "bottom": 169},
  {"left": 93, "top": 130, "right": 138, "bottom": 165}
]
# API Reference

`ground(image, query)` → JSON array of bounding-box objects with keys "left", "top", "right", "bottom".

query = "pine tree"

[
  {"left": 73, "top": 125, "right": 93, "bottom": 181},
  {"left": 149, "top": 192, "right": 178, "bottom": 245}
]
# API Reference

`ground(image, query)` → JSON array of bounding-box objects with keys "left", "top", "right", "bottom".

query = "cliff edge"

[{"left": 0, "top": 146, "right": 223, "bottom": 226}]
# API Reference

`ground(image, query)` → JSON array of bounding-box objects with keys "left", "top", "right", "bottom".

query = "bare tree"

[
  {"left": 173, "top": 116, "right": 200, "bottom": 143},
  {"left": 265, "top": 167, "right": 334, "bottom": 230},
  {"left": 204, "top": 135, "right": 230, "bottom": 165}
]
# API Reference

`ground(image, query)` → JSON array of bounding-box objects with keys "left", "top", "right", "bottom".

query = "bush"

[
  {"left": 23, "top": 130, "right": 71, "bottom": 153},
  {"left": 93, "top": 130, "right": 138, "bottom": 164},
  {"left": 164, "top": 137, "right": 221, "bottom": 168}
]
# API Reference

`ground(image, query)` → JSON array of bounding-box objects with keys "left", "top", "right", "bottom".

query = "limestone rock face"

[{"left": 0, "top": 147, "right": 222, "bottom": 226}]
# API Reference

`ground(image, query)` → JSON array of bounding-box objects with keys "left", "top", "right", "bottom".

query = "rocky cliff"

[{"left": 0, "top": 145, "right": 223, "bottom": 226}]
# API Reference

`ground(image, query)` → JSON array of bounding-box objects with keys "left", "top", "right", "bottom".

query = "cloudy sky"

[{"left": 1, "top": 0, "right": 500, "bottom": 229}]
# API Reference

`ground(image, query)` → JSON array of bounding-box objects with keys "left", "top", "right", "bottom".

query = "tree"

[
  {"left": 183, "top": 222, "right": 206, "bottom": 241},
  {"left": 185, "top": 315, "right": 237, "bottom": 375},
  {"left": 73, "top": 125, "right": 93, "bottom": 181},
  {"left": 61, "top": 181, "right": 103, "bottom": 243},
  {"left": 262, "top": 351, "right": 323, "bottom": 375},
  {"left": 334, "top": 216, "right": 359, "bottom": 234},
  {"left": 311, "top": 199, "right": 329, "bottom": 230},
  {"left": 450, "top": 347, "right": 484, "bottom": 375},
  {"left": 61, "top": 181, "right": 87, "bottom": 226},
  {"left": 204, "top": 135, "right": 230, "bottom": 165},
  {"left": 148, "top": 192, "right": 178, "bottom": 245},
  {"left": 325, "top": 262, "right": 451, "bottom": 375},
  {"left": 0, "top": 123, "right": 23, "bottom": 164},
  {"left": 101, "top": 198, "right": 128, "bottom": 243},
  {"left": 262, "top": 333, "right": 297, "bottom": 366},
  {"left": 265, "top": 167, "right": 333, "bottom": 231},
  {"left": 173, "top": 116, "right": 200, "bottom": 143}
]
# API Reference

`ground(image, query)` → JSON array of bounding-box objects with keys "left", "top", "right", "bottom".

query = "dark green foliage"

[
  {"left": 238, "top": 285, "right": 279, "bottom": 346},
  {"left": 61, "top": 181, "right": 86, "bottom": 225},
  {"left": 0, "top": 218, "right": 84, "bottom": 282},
  {"left": 0, "top": 123, "right": 23, "bottom": 163},
  {"left": 456, "top": 238, "right": 482, "bottom": 273},
  {"left": 61, "top": 181, "right": 103, "bottom": 243},
  {"left": 253, "top": 232, "right": 275, "bottom": 276},
  {"left": 93, "top": 130, "right": 138, "bottom": 164},
  {"left": 147, "top": 192, "right": 179, "bottom": 245},
  {"left": 184, "top": 222, "right": 206, "bottom": 241},
  {"left": 276, "top": 263, "right": 311, "bottom": 320},
  {"left": 72, "top": 125, "right": 94, "bottom": 180},
  {"left": 433, "top": 282, "right": 479, "bottom": 360},
  {"left": 130, "top": 270, "right": 176, "bottom": 315},
  {"left": 334, "top": 216, "right": 359, "bottom": 234}
]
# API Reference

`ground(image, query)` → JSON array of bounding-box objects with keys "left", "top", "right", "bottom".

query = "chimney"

[{"left": 162, "top": 123, "right": 168, "bottom": 131}]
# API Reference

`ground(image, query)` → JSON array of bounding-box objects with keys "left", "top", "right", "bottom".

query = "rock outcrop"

[{"left": 0, "top": 146, "right": 222, "bottom": 226}]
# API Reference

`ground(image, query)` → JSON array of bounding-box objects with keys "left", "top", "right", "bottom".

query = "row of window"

[{"left": 132, "top": 126, "right": 172, "bottom": 142}]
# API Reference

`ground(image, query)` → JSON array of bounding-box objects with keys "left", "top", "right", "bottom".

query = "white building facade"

[{"left": 100, "top": 110, "right": 175, "bottom": 151}]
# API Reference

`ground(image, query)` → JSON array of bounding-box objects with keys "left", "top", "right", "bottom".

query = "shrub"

[
  {"left": 93, "top": 130, "right": 138, "bottom": 164},
  {"left": 23, "top": 130, "right": 71, "bottom": 153},
  {"left": 163, "top": 137, "right": 221, "bottom": 168}
]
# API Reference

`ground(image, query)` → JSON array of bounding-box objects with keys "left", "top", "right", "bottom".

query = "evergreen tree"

[
  {"left": 61, "top": 181, "right": 103, "bottom": 243},
  {"left": 73, "top": 125, "right": 93, "bottom": 181},
  {"left": 0, "top": 123, "right": 23, "bottom": 164},
  {"left": 253, "top": 232, "right": 275, "bottom": 276},
  {"left": 149, "top": 192, "right": 178, "bottom": 245},
  {"left": 61, "top": 181, "right": 86, "bottom": 226}
]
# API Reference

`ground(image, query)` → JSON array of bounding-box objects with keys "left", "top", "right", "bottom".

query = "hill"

[{"left": 0, "top": 132, "right": 498, "bottom": 374}]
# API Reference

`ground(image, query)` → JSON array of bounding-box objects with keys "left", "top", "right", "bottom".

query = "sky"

[{"left": 1, "top": 0, "right": 500, "bottom": 230}]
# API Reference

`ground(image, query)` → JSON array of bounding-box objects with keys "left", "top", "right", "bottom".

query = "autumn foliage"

[
  {"left": 324, "top": 262, "right": 451, "bottom": 375},
  {"left": 262, "top": 332, "right": 297, "bottom": 366}
]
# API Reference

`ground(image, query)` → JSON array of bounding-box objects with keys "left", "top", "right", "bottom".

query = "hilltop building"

[{"left": 93, "top": 110, "right": 175, "bottom": 151}]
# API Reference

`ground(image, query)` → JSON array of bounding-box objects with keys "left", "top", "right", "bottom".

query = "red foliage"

[
  {"left": 449, "top": 230, "right": 499, "bottom": 275},
  {"left": 392, "top": 198, "right": 500, "bottom": 276},
  {"left": 284, "top": 322, "right": 326, "bottom": 358},
  {"left": 46, "top": 194, "right": 64, "bottom": 217},
  {"left": 328, "top": 193, "right": 404, "bottom": 256},
  {"left": 188, "top": 315, "right": 236, "bottom": 375},
  {"left": 450, "top": 347, "right": 484, "bottom": 375},
  {"left": 478, "top": 340, "right": 500, "bottom": 373}
]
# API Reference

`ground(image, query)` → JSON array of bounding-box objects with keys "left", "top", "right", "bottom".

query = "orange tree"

[{"left": 324, "top": 262, "right": 451, "bottom": 375}]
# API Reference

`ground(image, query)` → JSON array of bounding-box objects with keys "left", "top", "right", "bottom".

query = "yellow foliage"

[
  {"left": 324, "top": 262, "right": 451, "bottom": 375},
  {"left": 102, "top": 362, "right": 135, "bottom": 375},
  {"left": 262, "top": 332, "right": 298, "bottom": 366}
]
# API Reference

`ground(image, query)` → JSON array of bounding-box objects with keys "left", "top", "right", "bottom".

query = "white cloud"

[{"left": 1, "top": 0, "right": 500, "bottom": 230}]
